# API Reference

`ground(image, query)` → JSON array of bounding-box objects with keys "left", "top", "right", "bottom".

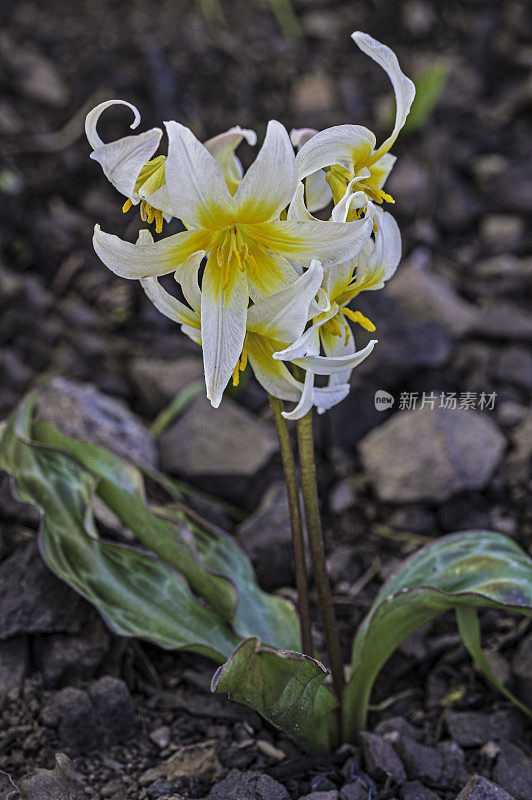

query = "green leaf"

[
  {"left": 403, "top": 60, "right": 449, "bottom": 134},
  {"left": 343, "top": 531, "right": 532, "bottom": 740},
  {"left": 0, "top": 392, "right": 300, "bottom": 657},
  {"left": 212, "top": 637, "right": 338, "bottom": 753}
]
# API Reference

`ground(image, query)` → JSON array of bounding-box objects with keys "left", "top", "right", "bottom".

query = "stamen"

[
  {"left": 232, "top": 362, "right": 240, "bottom": 387},
  {"left": 140, "top": 200, "right": 148, "bottom": 222},
  {"left": 154, "top": 209, "right": 163, "bottom": 234},
  {"left": 344, "top": 325, "right": 351, "bottom": 346},
  {"left": 122, "top": 199, "right": 132, "bottom": 214},
  {"left": 342, "top": 307, "right": 376, "bottom": 332},
  {"left": 240, "top": 347, "right": 248, "bottom": 371},
  {"left": 222, "top": 261, "right": 231, "bottom": 291}
]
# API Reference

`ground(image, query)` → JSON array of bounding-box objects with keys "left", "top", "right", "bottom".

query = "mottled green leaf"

[
  {"left": 212, "top": 637, "right": 338, "bottom": 752},
  {"left": 343, "top": 531, "right": 532, "bottom": 740}
]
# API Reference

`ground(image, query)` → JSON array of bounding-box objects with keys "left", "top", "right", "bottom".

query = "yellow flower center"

[
  {"left": 231, "top": 344, "right": 248, "bottom": 387},
  {"left": 215, "top": 226, "right": 258, "bottom": 290},
  {"left": 325, "top": 162, "right": 394, "bottom": 216},
  {"left": 122, "top": 156, "right": 167, "bottom": 233}
]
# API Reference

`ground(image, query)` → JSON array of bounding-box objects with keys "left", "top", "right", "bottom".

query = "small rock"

[
  {"left": 493, "top": 742, "right": 532, "bottom": 800},
  {"left": 52, "top": 687, "right": 99, "bottom": 752},
  {"left": 339, "top": 780, "right": 369, "bottom": 800},
  {"left": 33, "top": 616, "right": 110, "bottom": 687},
  {"left": 205, "top": 769, "right": 289, "bottom": 800},
  {"left": 507, "top": 410, "right": 532, "bottom": 482},
  {"left": 149, "top": 725, "right": 171, "bottom": 749},
  {"left": 445, "top": 710, "right": 522, "bottom": 748},
  {"left": 455, "top": 773, "right": 516, "bottom": 800},
  {"left": 142, "top": 741, "right": 223, "bottom": 786},
  {"left": 159, "top": 395, "right": 276, "bottom": 507},
  {"left": 494, "top": 346, "right": 532, "bottom": 391},
  {"left": 438, "top": 740, "right": 469, "bottom": 788},
  {"left": 512, "top": 633, "right": 532, "bottom": 708},
  {"left": 387, "top": 258, "right": 477, "bottom": 337},
  {"left": 399, "top": 781, "right": 440, "bottom": 800},
  {"left": 375, "top": 717, "right": 424, "bottom": 742},
  {"left": 360, "top": 732, "right": 406, "bottom": 783},
  {"left": 359, "top": 407, "right": 505, "bottom": 503},
  {"left": 394, "top": 737, "right": 443, "bottom": 784},
  {"left": 0, "top": 541, "right": 88, "bottom": 638},
  {"left": 472, "top": 303, "right": 532, "bottom": 342},
  {"left": 15, "top": 754, "right": 84, "bottom": 800},
  {"left": 0, "top": 637, "right": 29, "bottom": 697},
  {"left": 480, "top": 216, "right": 524, "bottom": 253},
  {"left": 130, "top": 356, "right": 204, "bottom": 415},
  {"left": 299, "top": 792, "right": 338, "bottom": 800},
  {"left": 237, "top": 482, "right": 294, "bottom": 591},
  {"left": 88, "top": 676, "right": 138, "bottom": 744},
  {"left": 36, "top": 377, "right": 157, "bottom": 467}
]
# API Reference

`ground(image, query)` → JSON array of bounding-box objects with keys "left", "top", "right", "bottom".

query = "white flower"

[
  {"left": 295, "top": 32, "right": 415, "bottom": 216},
  {"left": 93, "top": 120, "right": 373, "bottom": 407},
  {"left": 86, "top": 99, "right": 257, "bottom": 232}
]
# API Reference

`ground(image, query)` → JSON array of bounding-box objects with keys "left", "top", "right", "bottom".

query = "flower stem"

[
  {"left": 269, "top": 395, "right": 313, "bottom": 657},
  {"left": 297, "top": 410, "right": 345, "bottom": 705}
]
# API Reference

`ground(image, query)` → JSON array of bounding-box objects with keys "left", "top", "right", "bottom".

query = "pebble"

[
  {"left": 130, "top": 356, "right": 204, "bottom": 415},
  {"left": 36, "top": 377, "right": 157, "bottom": 467},
  {"left": 394, "top": 736, "right": 444, "bottom": 784},
  {"left": 399, "top": 780, "right": 440, "bottom": 800},
  {"left": 88, "top": 676, "right": 138, "bottom": 744},
  {"left": 445, "top": 710, "right": 522, "bottom": 748},
  {"left": 360, "top": 732, "right": 407, "bottom": 783},
  {"left": 455, "top": 773, "right": 516, "bottom": 800},
  {"left": 339, "top": 780, "right": 369, "bottom": 800},
  {"left": 0, "top": 637, "right": 29, "bottom": 698},
  {"left": 205, "top": 769, "right": 289, "bottom": 800},
  {"left": 359, "top": 407, "right": 506, "bottom": 503},
  {"left": 493, "top": 742, "right": 532, "bottom": 800}
]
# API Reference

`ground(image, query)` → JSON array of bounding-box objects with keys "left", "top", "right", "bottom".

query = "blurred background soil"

[{"left": 0, "top": 1, "right": 531, "bottom": 799}]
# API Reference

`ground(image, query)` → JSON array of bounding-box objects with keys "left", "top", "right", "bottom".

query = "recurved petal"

[
  {"left": 204, "top": 126, "right": 257, "bottom": 194},
  {"left": 140, "top": 276, "right": 200, "bottom": 329},
  {"left": 314, "top": 383, "right": 351, "bottom": 414},
  {"left": 321, "top": 314, "right": 356, "bottom": 386},
  {"left": 246, "top": 333, "right": 302, "bottom": 403},
  {"left": 370, "top": 152, "right": 396, "bottom": 188},
  {"left": 287, "top": 182, "right": 319, "bottom": 222},
  {"left": 93, "top": 225, "right": 211, "bottom": 279},
  {"left": 367, "top": 207, "right": 402, "bottom": 282},
  {"left": 234, "top": 120, "right": 298, "bottom": 223},
  {"left": 247, "top": 259, "right": 323, "bottom": 342},
  {"left": 296, "top": 124, "right": 376, "bottom": 181},
  {"left": 273, "top": 320, "right": 325, "bottom": 361},
  {"left": 90, "top": 130, "right": 163, "bottom": 201},
  {"left": 352, "top": 31, "right": 415, "bottom": 161},
  {"left": 164, "top": 121, "right": 235, "bottom": 229},
  {"left": 201, "top": 254, "right": 249, "bottom": 408},
  {"left": 294, "top": 338, "right": 377, "bottom": 375},
  {"left": 85, "top": 99, "right": 142, "bottom": 149},
  {"left": 290, "top": 127, "right": 318, "bottom": 148},
  {"left": 281, "top": 370, "right": 316, "bottom": 421},
  {"left": 256, "top": 217, "right": 373, "bottom": 269}
]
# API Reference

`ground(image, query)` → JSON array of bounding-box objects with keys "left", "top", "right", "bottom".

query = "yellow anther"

[
  {"left": 240, "top": 347, "right": 248, "bottom": 371},
  {"left": 232, "top": 362, "right": 240, "bottom": 387},
  {"left": 146, "top": 205, "right": 154, "bottom": 224},
  {"left": 342, "top": 307, "right": 376, "bottom": 332},
  {"left": 122, "top": 199, "right": 132, "bottom": 214},
  {"left": 344, "top": 325, "right": 351, "bottom": 346},
  {"left": 140, "top": 200, "right": 148, "bottom": 222},
  {"left": 222, "top": 261, "right": 231, "bottom": 291},
  {"left": 154, "top": 209, "right": 163, "bottom": 234}
]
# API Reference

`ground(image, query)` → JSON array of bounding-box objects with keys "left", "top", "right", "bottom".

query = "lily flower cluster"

[{"left": 87, "top": 32, "right": 414, "bottom": 418}]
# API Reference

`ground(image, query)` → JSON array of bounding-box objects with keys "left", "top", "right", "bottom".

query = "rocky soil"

[{"left": 0, "top": 0, "right": 531, "bottom": 798}]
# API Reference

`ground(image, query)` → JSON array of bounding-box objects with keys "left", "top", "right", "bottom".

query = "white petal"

[
  {"left": 93, "top": 224, "right": 209, "bottom": 279},
  {"left": 290, "top": 128, "right": 318, "bottom": 148},
  {"left": 85, "top": 99, "right": 141, "bottom": 150},
  {"left": 246, "top": 333, "right": 302, "bottom": 403},
  {"left": 296, "top": 124, "right": 376, "bottom": 181},
  {"left": 306, "top": 170, "right": 333, "bottom": 213},
  {"left": 323, "top": 260, "right": 354, "bottom": 300},
  {"left": 201, "top": 257, "right": 248, "bottom": 408},
  {"left": 352, "top": 31, "right": 415, "bottom": 161},
  {"left": 266, "top": 217, "right": 373, "bottom": 268},
  {"left": 234, "top": 120, "right": 298, "bottom": 222},
  {"left": 308, "top": 287, "right": 331, "bottom": 318},
  {"left": 367, "top": 207, "right": 402, "bottom": 282},
  {"left": 247, "top": 259, "right": 323, "bottom": 342},
  {"left": 287, "top": 182, "right": 319, "bottom": 222},
  {"left": 282, "top": 370, "right": 316, "bottom": 421},
  {"left": 164, "top": 121, "right": 235, "bottom": 228},
  {"left": 273, "top": 318, "right": 329, "bottom": 361},
  {"left": 140, "top": 276, "right": 200, "bottom": 329},
  {"left": 204, "top": 126, "right": 257, "bottom": 193},
  {"left": 321, "top": 314, "right": 356, "bottom": 386},
  {"left": 315, "top": 383, "right": 350, "bottom": 413},
  {"left": 176, "top": 254, "right": 204, "bottom": 314},
  {"left": 139, "top": 182, "right": 173, "bottom": 216},
  {"left": 331, "top": 185, "right": 369, "bottom": 223},
  {"left": 294, "top": 338, "right": 377, "bottom": 375}
]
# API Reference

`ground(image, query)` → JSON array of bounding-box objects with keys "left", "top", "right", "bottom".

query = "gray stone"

[
  {"left": 130, "top": 356, "right": 204, "bottom": 414},
  {"left": 472, "top": 303, "right": 532, "bottom": 342},
  {"left": 493, "top": 742, "right": 532, "bottom": 800},
  {"left": 0, "top": 541, "right": 87, "bottom": 638},
  {"left": 14, "top": 754, "right": 84, "bottom": 800},
  {"left": 88, "top": 675, "right": 138, "bottom": 744},
  {"left": 360, "top": 732, "right": 406, "bottom": 783},
  {"left": 375, "top": 717, "right": 424, "bottom": 742},
  {"left": 480, "top": 215, "right": 524, "bottom": 253},
  {"left": 206, "top": 769, "right": 289, "bottom": 800},
  {"left": 494, "top": 347, "right": 532, "bottom": 391},
  {"left": 339, "top": 781, "right": 369, "bottom": 800},
  {"left": 507, "top": 410, "right": 532, "bottom": 482},
  {"left": 159, "top": 395, "right": 276, "bottom": 507},
  {"left": 237, "top": 482, "right": 293, "bottom": 591},
  {"left": 36, "top": 377, "right": 157, "bottom": 467},
  {"left": 0, "top": 637, "right": 29, "bottom": 697},
  {"left": 445, "top": 710, "right": 522, "bottom": 748},
  {"left": 399, "top": 781, "right": 440, "bottom": 800},
  {"left": 299, "top": 792, "right": 338, "bottom": 800},
  {"left": 33, "top": 617, "right": 110, "bottom": 687},
  {"left": 53, "top": 687, "right": 100, "bottom": 752},
  {"left": 394, "top": 737, "right": 443, "bottom": 784},
  {"left": 455, "top": 773, "right": 516, "bottom": 800},
  {"left": 388, "top": 259, "right": 478, "bottom": 337},
  {"left": 359, "top": 407, "right": 506, "bottom": 503}
]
